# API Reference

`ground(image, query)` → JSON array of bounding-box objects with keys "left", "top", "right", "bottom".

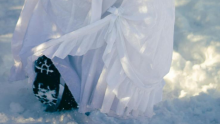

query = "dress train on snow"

[{"left": 10, "top": 0, "right": 175, "bottom": 118}]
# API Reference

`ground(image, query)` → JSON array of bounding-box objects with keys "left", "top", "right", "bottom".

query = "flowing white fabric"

[{"left": 10, "top": 0, "right": 175, "bottom": 118}]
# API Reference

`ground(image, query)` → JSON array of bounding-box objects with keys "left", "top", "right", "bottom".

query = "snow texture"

[{"left": 0, "top": 0, "right": 220, "bottom": 123}]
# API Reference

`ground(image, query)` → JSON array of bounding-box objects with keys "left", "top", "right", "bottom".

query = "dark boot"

[{"left": 33, "top": 55, "right": 78, "bottom": 111}]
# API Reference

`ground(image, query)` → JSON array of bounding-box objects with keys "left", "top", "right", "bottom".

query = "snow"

[
  {"left": 9, "top": 102, "right": 24, "bottom": 114},
  {"left": 0, "top": 0, "right": 219, "bottom": 123}
]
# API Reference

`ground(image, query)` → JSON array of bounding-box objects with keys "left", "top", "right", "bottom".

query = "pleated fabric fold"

[{"left": 10, "top": 0, "right": 175, "bottom": 118}]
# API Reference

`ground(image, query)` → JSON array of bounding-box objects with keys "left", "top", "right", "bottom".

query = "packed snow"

[{"left": 0, "top": 0, "right": 219, "bottom": 123}]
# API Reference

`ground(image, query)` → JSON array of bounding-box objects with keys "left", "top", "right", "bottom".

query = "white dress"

[{"left": 10, "top": 0, "right": 175, "bottom": 118}]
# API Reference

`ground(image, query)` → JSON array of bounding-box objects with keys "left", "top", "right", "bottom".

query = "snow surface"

[{"left": 0, "top": 0, "right": 220, "bottom": 123}]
